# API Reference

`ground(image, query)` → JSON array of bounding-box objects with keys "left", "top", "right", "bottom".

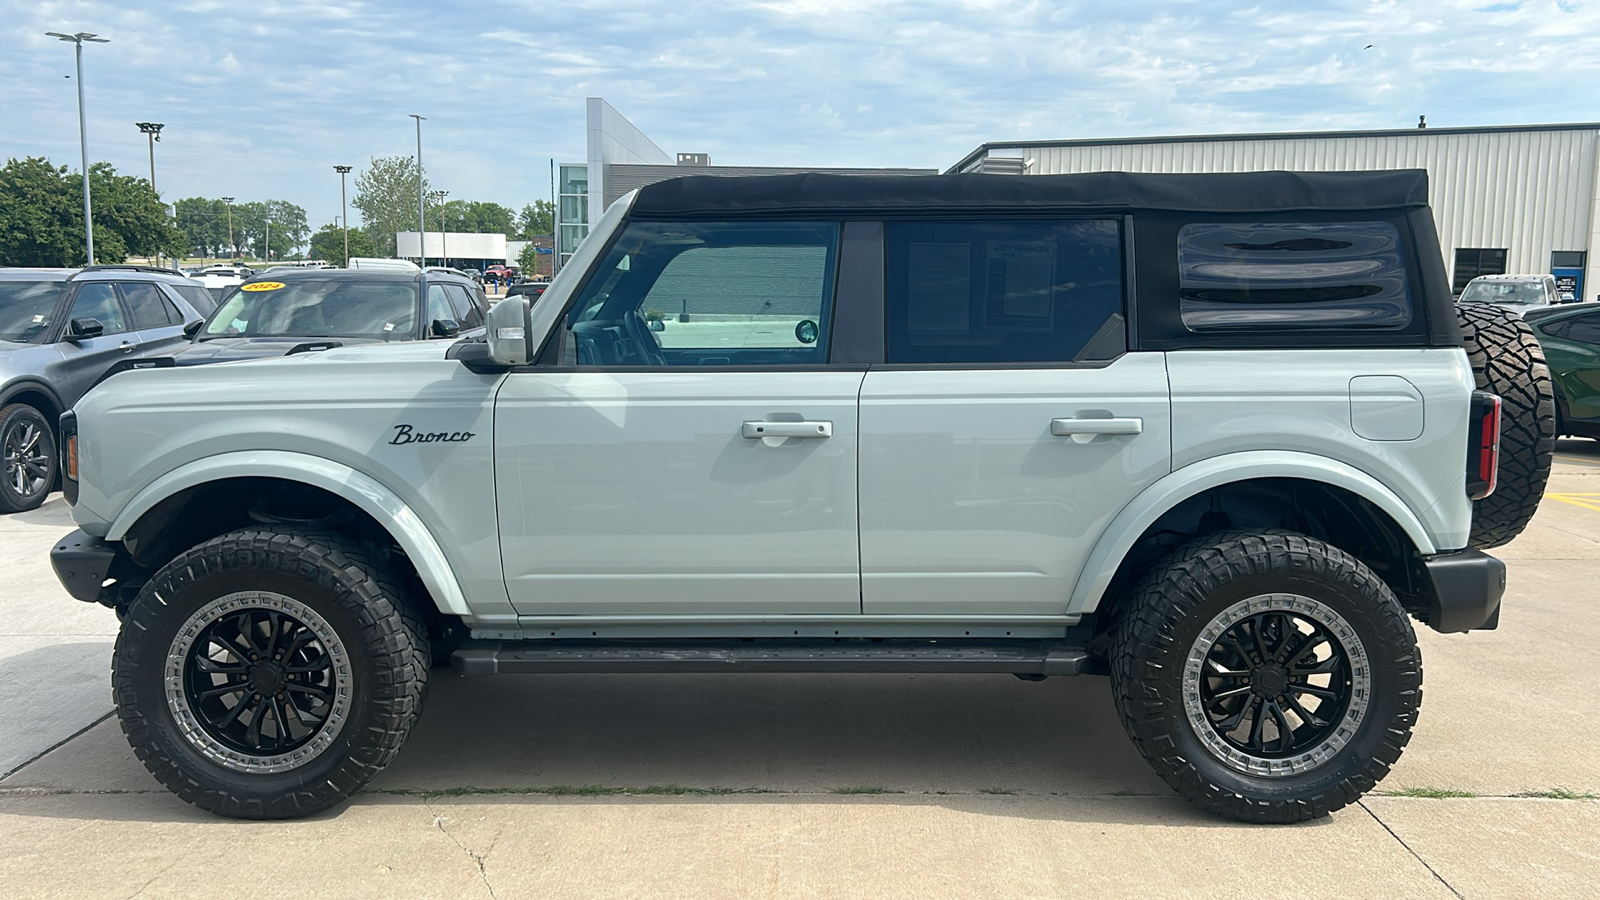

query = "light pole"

[
  {"left": 136, "top": 123, "right": 163, "bottom": 266},
  {"left": 432, "top": 189, "right": 449, "bottom": 267},
  {"left": 47, "top": 31, "right": 109, "bottom": 266},
  {"left": 334, "top": 165, "right": 352, "bottom": 265},
  {"left": 221, "top": 196, "right": 234, "bottom": 261},
  {"left": 409, "top": 114, "right": 425, "bottom": 264}
]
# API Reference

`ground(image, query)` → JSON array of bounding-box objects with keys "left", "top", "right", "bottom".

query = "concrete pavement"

[{"left": 2, "top": 440, "right": 1598, "bottom": 897}]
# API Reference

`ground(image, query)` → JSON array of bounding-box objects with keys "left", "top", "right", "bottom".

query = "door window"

[
  {"left": 119, "top": 283, "right": 180, "bottom": 329},
  {"left": 885, "top": 219, "right": 1124, "bottom": 364},
  {"left": 565, "top": 221, "right": 839, "bottom": 366},
  {"left": 1564, "top": 313, "right": 1600, "bottom": 345},
  {"left": 425, "top": 283, "right": 454, "bottom": 332},
  {"left": 65, "top": 283, "right": 129, "bottom": 336},
  {"left": 443, "top": 283, "right": 484, "bottom": 328}
]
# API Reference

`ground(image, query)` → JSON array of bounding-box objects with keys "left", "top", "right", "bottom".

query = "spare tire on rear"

[{"left": 1456, "top": 302, "right": 1555, "bottom": 549}]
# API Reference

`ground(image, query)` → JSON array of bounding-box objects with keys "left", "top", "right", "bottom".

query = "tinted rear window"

[{"left": 1177, "top": 222, "right": 1411, "bottom": 331}]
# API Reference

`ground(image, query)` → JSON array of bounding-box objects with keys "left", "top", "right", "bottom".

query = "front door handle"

[
  {"left": 742, "top": 420, "right": 833, "bottom": 439},
  {"left": 119, "top": 341, "right": 137, "bottom": 353},
  {"left": 1050, "top": 417, "right": 1142, "bottom": 437}
]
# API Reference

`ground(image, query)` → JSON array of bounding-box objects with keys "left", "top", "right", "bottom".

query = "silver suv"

[
  {"left": 50, "top": 171, "right": 1551, "bottom": 823},
  {"left": 1, "top": 265, "right": 209, "bottom": 512}
]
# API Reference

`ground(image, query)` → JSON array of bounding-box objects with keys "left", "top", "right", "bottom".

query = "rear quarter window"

[{"left": 1177, "top": 222, "right": 1411, "bottom": 331}]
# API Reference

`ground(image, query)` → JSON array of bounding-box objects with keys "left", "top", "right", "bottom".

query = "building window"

[
  {"left": 1551, "top": 250, "right": 1587, "bottom": 269},
  {"left": 556, "top": 164, "right": 590, "bottom": 271},
  {"left": 1454, "top": 248, "right": 1507, "bottom": 294}
]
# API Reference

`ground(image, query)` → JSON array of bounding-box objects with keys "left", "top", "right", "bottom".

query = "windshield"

[
  {"left": 202, "top": 280, "right": 417, "bottom": 340},
  {"left": 1460, "top": 280, "right": 1547, "bottom": 305},
  {"left": 0, "top": 281, "right": 67, "bottom": 343}
]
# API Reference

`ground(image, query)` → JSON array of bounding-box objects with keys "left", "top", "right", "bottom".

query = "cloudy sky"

[{"left": 3, "top": 0, "right": 1597, "bottom": 231}]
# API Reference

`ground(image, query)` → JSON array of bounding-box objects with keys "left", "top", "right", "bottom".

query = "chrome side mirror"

[{"left": 486, "top": 296, "right": 531, "bottom": 366}]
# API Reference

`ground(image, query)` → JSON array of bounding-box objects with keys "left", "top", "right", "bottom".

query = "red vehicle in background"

[{"left": 483, "top": 265, "right": 514, "bottom": 287}]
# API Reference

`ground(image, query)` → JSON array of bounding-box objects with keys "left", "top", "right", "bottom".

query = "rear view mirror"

[
  {"left": 431, "top": 318, "right": 461, "bottom": 338},
  {"left": 182, "top": 320, "right": 204, "bottom": 339},
  {"left": 486, "top": 297, "right": 530, "bottom": 366},
  {"left": 67, "top": 318, "right": 104, "bottom": 341}
]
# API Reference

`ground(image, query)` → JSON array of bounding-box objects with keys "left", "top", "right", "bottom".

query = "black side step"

[{"left": 450, "top": 639, "right": 1092, "bottom": 677}]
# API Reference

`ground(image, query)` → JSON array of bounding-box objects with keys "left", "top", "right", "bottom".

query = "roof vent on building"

[
  {"left": 677, "top": 153, "right": 711, "bottom": 166},
  {"left": 978, "top": 156, "right": 1028, "bottom": 176}
]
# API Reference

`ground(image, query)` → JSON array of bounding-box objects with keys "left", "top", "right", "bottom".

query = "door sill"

[{"left": 481, "top": 614, "right": 1081, "bottom": 641}]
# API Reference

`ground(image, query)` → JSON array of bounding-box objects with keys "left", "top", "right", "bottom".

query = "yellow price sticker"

[{"left": 240, "top": 282, "right": 285, "bottom": 292}]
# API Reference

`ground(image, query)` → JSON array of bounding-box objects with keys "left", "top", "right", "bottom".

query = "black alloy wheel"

[
  {"left": 0, "top": 403, "right": 56, "bottom": 514},
  {"left": 173, "top": 598, "right": 351, "bottom": 770}
]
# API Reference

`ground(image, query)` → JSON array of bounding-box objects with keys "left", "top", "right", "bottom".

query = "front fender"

[
  {"left": 106, "top": 450, "right": 472, "bottom": 616},
  {"left": 1067, "top": 450, "right": 1439, "bottom": 615}
]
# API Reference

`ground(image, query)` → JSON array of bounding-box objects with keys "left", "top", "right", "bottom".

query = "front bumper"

[
  {"left": 51, "top": 529, "right": 124, "bottom": 605},
  {"left": 1422, "top": 548, "right": 1506, "bottom": 633}
]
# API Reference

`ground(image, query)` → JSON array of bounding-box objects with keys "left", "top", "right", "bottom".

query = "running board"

[{"left": 450, "top": 639, "right": 1093, "bottom": 676}]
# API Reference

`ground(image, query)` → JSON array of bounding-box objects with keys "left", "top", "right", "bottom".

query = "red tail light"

[{"left": 1466, "top": 392, "right": 1501, "bottom": 501}]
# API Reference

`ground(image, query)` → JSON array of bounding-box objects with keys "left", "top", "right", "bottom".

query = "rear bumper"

[
  {"left": 51, "top": 529, "right": 123, "bottom": 604},
  {"left": 1422, "top": 548, "right": 1506, "bottom": 633}
]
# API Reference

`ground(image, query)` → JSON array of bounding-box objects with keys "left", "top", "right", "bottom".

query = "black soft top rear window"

[{"left": 1177, "top": 222, "right": 1411, "bottom": 331}]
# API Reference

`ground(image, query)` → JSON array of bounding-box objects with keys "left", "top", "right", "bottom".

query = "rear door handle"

[
  {"left": 1050, "top": 417, "right": 1142, "bottom": 437},
  {"left": 119, "top": 341, "right": 137, "bottom": 353},
  {"left": 742, "top": 420, "right": 833, "bottom": 439}
]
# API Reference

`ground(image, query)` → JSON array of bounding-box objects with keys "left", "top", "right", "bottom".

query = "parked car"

[
  {"left": 1524, "top": 304, "right": 1600, "bottom": 438},
  {"left": 53, "top": 170, "right": 1542, "bottom": 822},
  {"left": 168, "top": 267, "right": 489, "bottom": 366},
  {"left": 0, "top": 265, "right": 209, "bottom": 511},
  {"left": 1457, "top": 273, "right": 1573, "bottom": 314},
  {"left": 503, "top": 280, "right": 549, "bottom": 303}
]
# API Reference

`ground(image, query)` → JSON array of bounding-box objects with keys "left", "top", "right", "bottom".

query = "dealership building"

[{"left": 556, "top": 108, "right": 1600, "bottom": 299}]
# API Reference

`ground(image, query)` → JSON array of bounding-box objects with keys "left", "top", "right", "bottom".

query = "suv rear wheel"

[
  {"left": 1110, "top": 531, "right": 1421, "bottom": 823},
  {"left": 113, "top": 529, "right": 428, "bottom": 819},
  {"left": 0, "top": 403, "right": 56, "bottom": 514}
]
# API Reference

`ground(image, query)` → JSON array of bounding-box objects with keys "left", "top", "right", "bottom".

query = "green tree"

[
  {"left": 0, "top": 157, "right": 81, "bottom": 266},
  {"left": 227, "top": 199, "right": 309, "bottom": 262},
  {"left": 517, "top": 200, "right": 554, "bottom": 238},
  {"left": 353, "top": 155, "right": 429, "bottom": 256},
  {"left": 308, "top": 223, "right": 378, "bottom": 265},
  {"left": 517, "top": 242, "right": 547, "bottom": 276},
  {"left": 0, "top": 157, "right": 180, "bottom": 266},
  {"left": 174, "top": 197, "right": 230, "bottom": 258}
]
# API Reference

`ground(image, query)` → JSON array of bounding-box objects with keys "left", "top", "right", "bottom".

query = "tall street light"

[
  {"left": 334, "top": 165, "right": 352, "bottom": 266},
  {"left": 47, "top": 31, "right": 109, "bottom": 266},
  {"left": 409, "top": 114, "right": 425, "bottom": 264},
  {"left": 221, "top": 196, "right": 234, "bottom": 261},
  {"left": 136, "top": 123, "right": 164, "bottom": 266}
]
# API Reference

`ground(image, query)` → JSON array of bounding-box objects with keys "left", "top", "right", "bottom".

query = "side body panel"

[
  {"left": 858, "top": 353, "right": 1171, "bottom": 615},
  {"left": 1165, "top": 348, "right": 1476, "bottom": 551}
]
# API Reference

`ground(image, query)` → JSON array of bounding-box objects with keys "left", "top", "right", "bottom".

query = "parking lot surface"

[{"left": 2, "top": 441, "right": 1598, "bottom": 897}]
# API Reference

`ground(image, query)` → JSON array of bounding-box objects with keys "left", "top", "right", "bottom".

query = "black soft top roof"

[{"left": 631, "top": 170, "right": 1430, "bottom": 217}]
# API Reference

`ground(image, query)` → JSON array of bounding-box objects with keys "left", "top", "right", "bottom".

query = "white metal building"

[{"left": 950, "top": 124, "right": 1600, "bottom": 300}]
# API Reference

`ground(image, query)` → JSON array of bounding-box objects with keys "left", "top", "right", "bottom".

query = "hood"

[{"left": 169, "top": 336, "right": 384, "bottom": 366}]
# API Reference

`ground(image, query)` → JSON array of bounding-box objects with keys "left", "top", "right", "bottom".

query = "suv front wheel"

[
  {"left": 113, "top": 529, "right": 429, "bottom": 819},
  {"left": 0, "top": 403, "right": 56, "bottom": 513},
  {"left": 1110, "top": 531, "right": 1421, "bottom": 823}
]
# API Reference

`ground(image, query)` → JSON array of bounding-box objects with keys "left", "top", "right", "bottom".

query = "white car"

[
  {"left": 52, "top": 170, "right": 1549, "bottom": 825},
  {"left": 1458, "top": 272, "right": 1573, "bottom": 314}
]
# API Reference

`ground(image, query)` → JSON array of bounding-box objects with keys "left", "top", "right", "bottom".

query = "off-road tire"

[
  {"left": 113, "top": 529, "right": 429, "bottom": 819},
  {"left": 1110, "top": 531, "right": 1422, "bottom": 824},
  {"left": 1456, "top": 302, "right": 1555, "bottom": 548},
  {"left": 0, "top": 403, "right": 56, "bottom": 514}
]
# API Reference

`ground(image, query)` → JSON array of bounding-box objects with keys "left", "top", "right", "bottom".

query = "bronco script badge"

[{"left": 390, "top": 425, "right": 475, "bottom": 445}]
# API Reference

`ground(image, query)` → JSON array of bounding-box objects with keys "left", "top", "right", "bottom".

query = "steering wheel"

[{"left": 621, "top": 310, "right": 667, "bottom": 366}]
